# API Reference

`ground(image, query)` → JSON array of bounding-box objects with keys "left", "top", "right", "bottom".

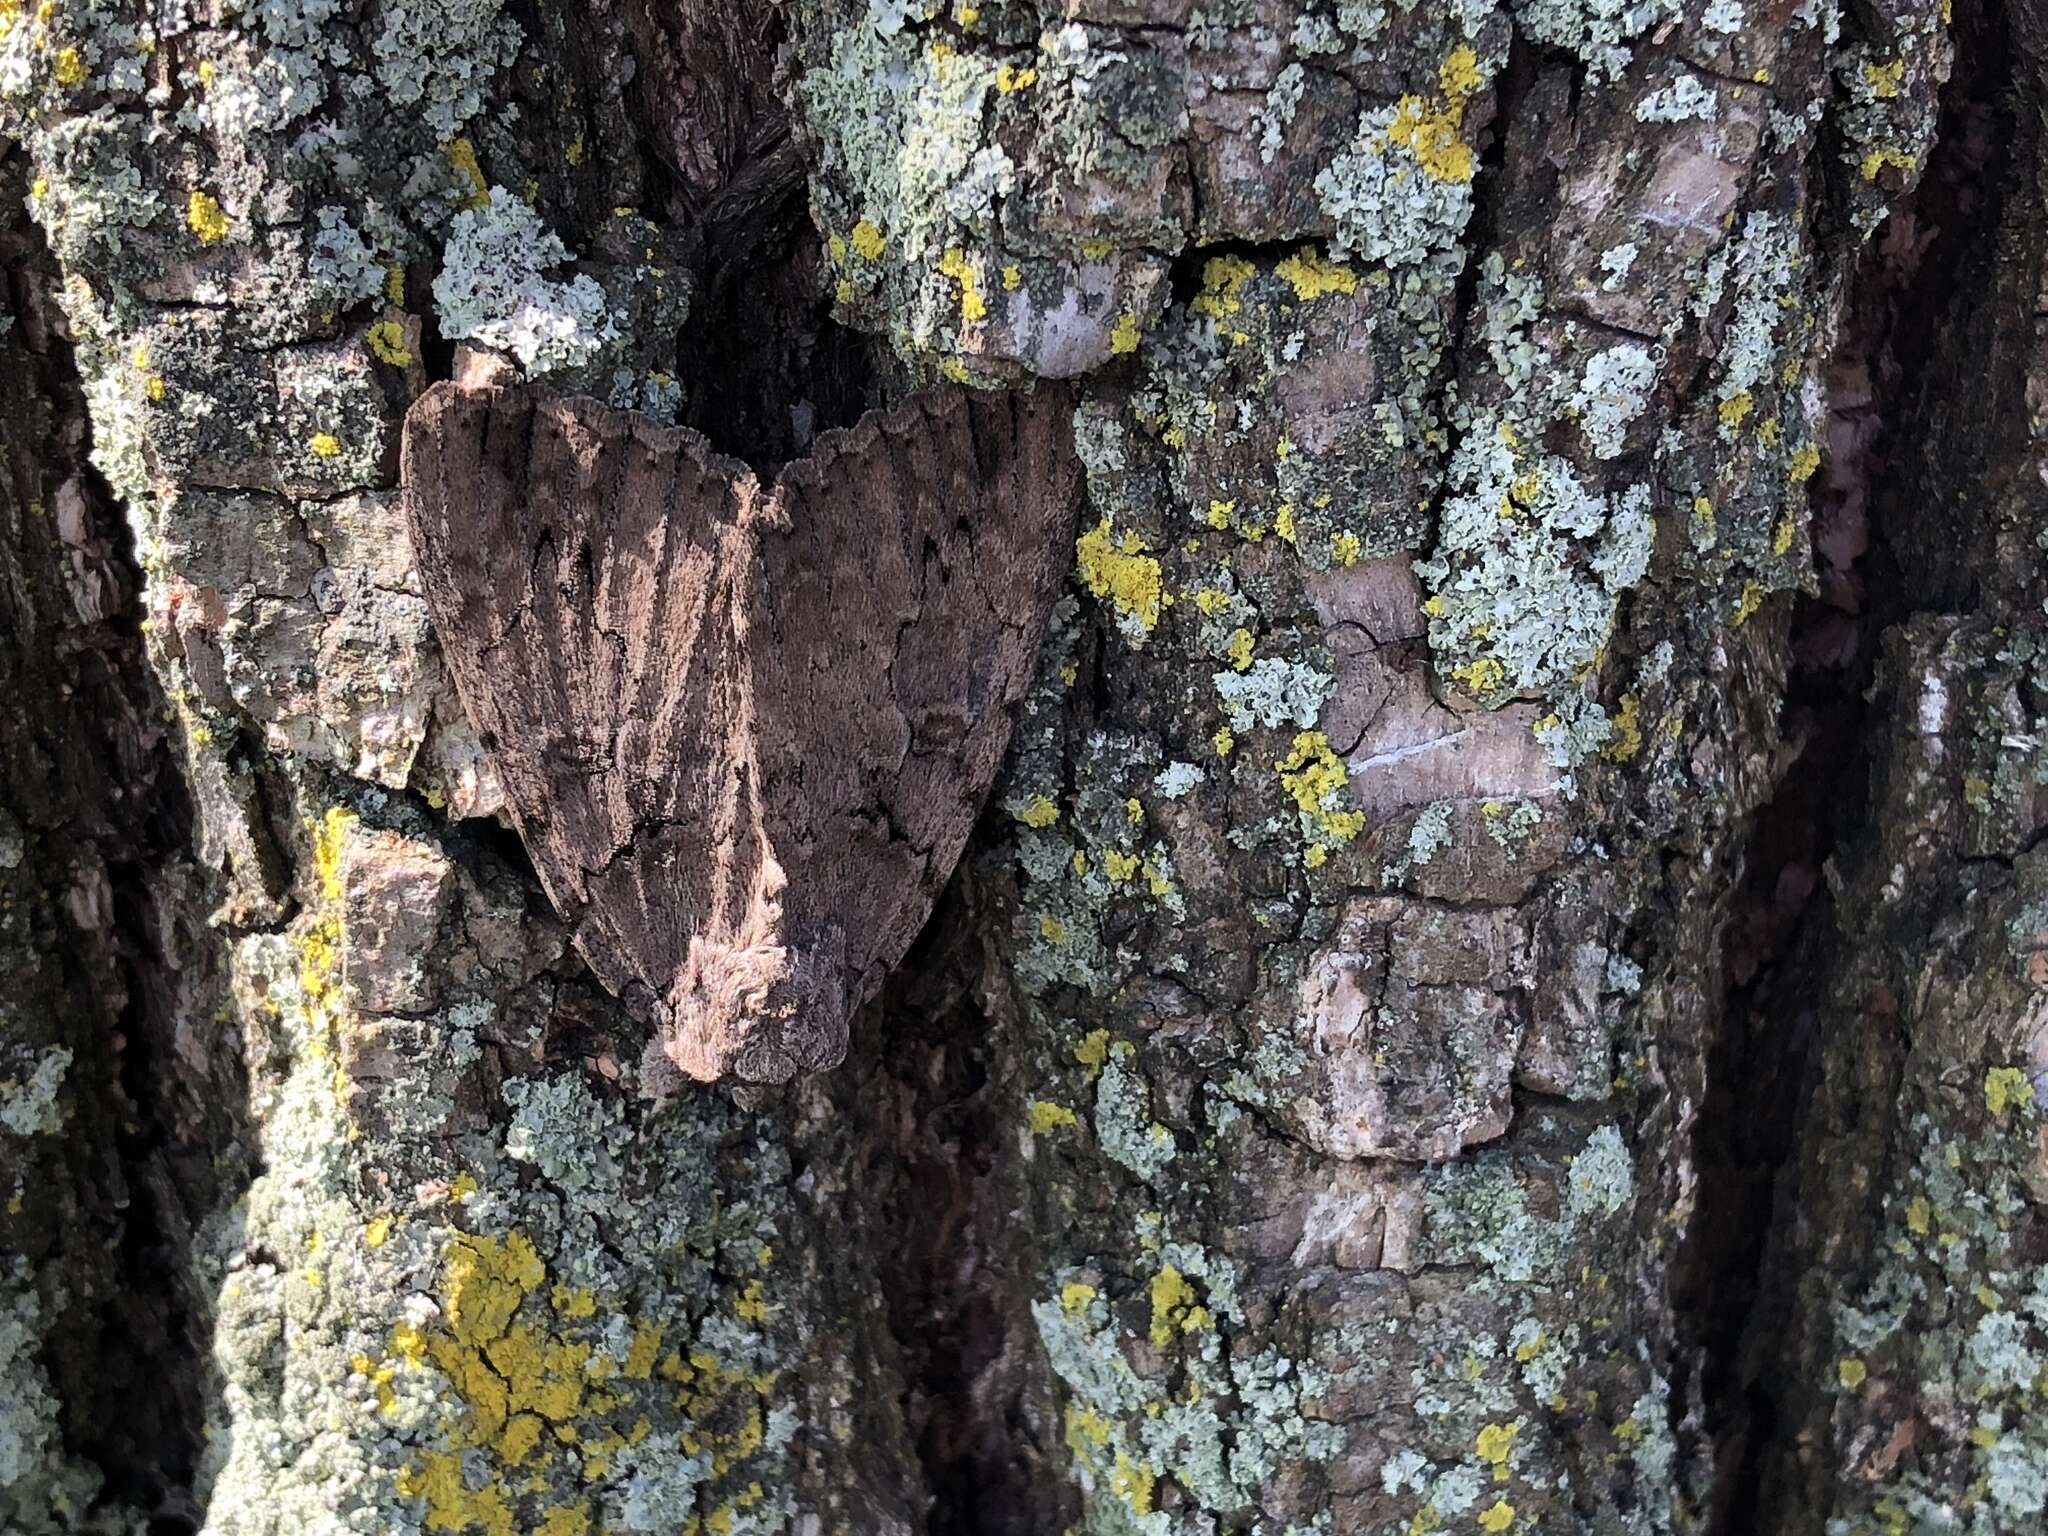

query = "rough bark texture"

[{"left": 3, "top": 0, "right": 2048, "bottom": 1534}]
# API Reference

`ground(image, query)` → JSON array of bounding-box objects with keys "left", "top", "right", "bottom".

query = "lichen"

[
  {"left": 0, "top": 1046, "right": 70, "bottom": 1137},
  {"left": 1076, "top": 516, "right": 1167, "bottom": 643},
  {"left": 432, "top": 187, "right": 619, "bottom": 375}
]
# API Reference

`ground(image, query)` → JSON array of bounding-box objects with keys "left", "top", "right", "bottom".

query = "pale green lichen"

[
  {"left": 0, "top": 1266, "right": 116, "bottom": 1533},
  {"left": 1569, "top": 343, "right": 1658, "bottom": 460},
  {"left": 1315, "top": 101, "right": 1477, "bottom": 269},
  {"left": 370, "top": 0, "right": 519, "bottom": 139},
  {"left": 1510, "top": 0, "right": 1679, "bottom": 80},
  {"left": 1212, "top": 657, "right": 1334, "bottom": 735},
  {"left": 432, "top": 187, "right": 619, "bottom": 374},
  {"left": 1094, "top": 1046, "right": 1177, "bottom": 1184},
  {"left": 1416, "top": 422, "right": 1653, "bottom": 705},
  {"left": 185, "top": 806, "right": 806, "bottom": 1536},
  {"left": 0, "top": 1047, "right": 70, "bottom": 1137},
  {"left": 1032, "top": 1230, "right": 1338, "bottom": 1531},
  {"left": 1634, "top": 73, "right": 1718, "bottom": 123}
]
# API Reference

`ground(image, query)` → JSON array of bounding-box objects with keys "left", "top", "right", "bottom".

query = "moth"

[{"left": 403, "top": 383, "right": 1081, "bottom": 1083}]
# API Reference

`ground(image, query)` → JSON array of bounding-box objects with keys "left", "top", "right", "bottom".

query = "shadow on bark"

[{"left": 0, "top": 144, "right": 257, "bottom": 1531}]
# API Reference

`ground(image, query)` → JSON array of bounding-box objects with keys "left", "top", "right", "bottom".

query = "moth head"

[{"left": 662, "top": 928, "right": 851, "bottom": 1084}]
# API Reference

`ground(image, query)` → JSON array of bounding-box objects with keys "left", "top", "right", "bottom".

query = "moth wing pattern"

[
  {"left": 699, "top": 389, "right": 1082, "bottom": 1080},
  {"left": 404, "top": 382, "right": 1081, "bottom": 1086},
  {"left": 402, "top": 384, "right": 772, "bottom": 1021}
]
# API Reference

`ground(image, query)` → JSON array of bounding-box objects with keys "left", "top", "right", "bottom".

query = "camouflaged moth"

[{"left": 403, "top": 383, "right": 1080, "bottom": 1083}]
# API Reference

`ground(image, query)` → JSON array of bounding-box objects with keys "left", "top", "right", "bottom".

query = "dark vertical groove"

[
  {"left": 1686, "top": 0, "right": 2022, "bottom": 1526},
  {"left": 0, "top": 144, "right": 240, "bottom": 1532}
]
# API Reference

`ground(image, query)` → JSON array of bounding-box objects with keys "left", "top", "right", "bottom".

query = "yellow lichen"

[
  {"left": 1331, "top": 530, "right": 1362, "bottom": 567},
  {"left": 308, "top": 432, "right": 342, "bottom": 459},
  {"left": 1074, "top": 1029, "right": 1109, "bottom": 1076},
  {"left": 1717, "top": 390, "right": 1754, "bottom": 430},
  {"left": 995, "top": 64, "right": 1037, "bottom": 93},
  {"left": 1601, "top": 694, "right": 1643, "bottom": 763},
  {"left": 1478, "top": 1500, "right": 1516, "bottom": 1533},
  {"left": 1453, "top": 656, "right": 1506, "bottom": 697},
  {"left": 1986, "top": 1066, "right": 2035, "bottom": 1117},
  {"left": 1863, "top": 58, "right": 1905, "bottom": 98},
  {"left": 367, "top": 321, "right": 412, "bottom": 367},
  {"left": 1838, "top": 1357, "right": 1868, "bottom": 1389},
  {"left": 734, "top": 1280, "right": 768, "bottom": 1324},
  {"left": 1772, "top": 511, "right": 1800, "bottom": 557},
  {"left": 1189, "top": 255, "right": 1256, "bottom": 322},
  {"left": 1060, "top": 1280, "right": 1096, "bottom": 1313},
  {"left": 1148, "top": 1264, "right": 1197, "bottom": 1346},
  {"left": 442, "top": 138, "right": 489, "bottom": 207},
  {"left": 1226, "top": 628, "right": 1255, "bottom": 671},
  {"left": 186, "top": 191, "right": 230, "bottom": 245},
  {"left": 850, "top": 218, "right": 886, "bottom": 260},
  {"left": 1111, "top": 1453, "right": 1156, "bottom": 1516},
  {"left": 1276, "top": 732, "right": 1365, "bottom": 847},
  {"left": 1787, "top": 443, "right": 1822, "bottom": 482},
  {"left": 936, "top": 247, "right": 986, "bottom": 323},
  {"left": 1109, "top": 310, "right": 1141, "bottom": 355},
  {"left": 1905, "top": 1194, "right": 1932, "bottom": 1235},
  {"left": 1860, "top": 146, "right": 1919, "bottom": 181},
  {"left": 1274, "top": 248, "right": 1357, "bottom": 302},
  {"left": 1065, "top": 1405, "right": 1112, "bottom": 1456},
  {"left": 1028, "top": 1100, "right": 1079, "bottom": 1133},
  {"left": 1732, "top": 580, "right": 1765, "bottom": 625},
  {"left": 1439, "top": 44, "right": 1484, "bottom": 100},
  {"left": 1013, "top": 793, "right": 1060, "bottom": 828},
  {"left": 52, "top": 45, "right": 85, "bottom": 85},
  {"left": 1075, "top": 517, "right": 1165, "bottom": 635},
  {"left": 1392, "top": 95, "right": 1472, "bottom": 180},
  {"left": 1476, "top": 1421, "right": 1516, "bottom": 1480}
]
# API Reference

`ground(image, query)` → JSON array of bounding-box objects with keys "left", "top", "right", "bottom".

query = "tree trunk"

[{"left": 3, "top": 0, "right": 2046, "bottom": 1532}]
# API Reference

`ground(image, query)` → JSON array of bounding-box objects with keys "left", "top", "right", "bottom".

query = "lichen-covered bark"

[{"left": 2, "top": 0, "right": 2042, "bottom": 1533}]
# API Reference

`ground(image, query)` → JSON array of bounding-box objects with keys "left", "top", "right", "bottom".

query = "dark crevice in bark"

[
  {"left": 1682, "top": 3, "right": 2017, "bottom": 1526},
  {"left": 0, "top": 148, "right": 237, "bottom": 1531},
  {"left": 635, "top": 2, "right": 881, "bottom": 467},
  {"left": 845, "top": 864, "right": 1074, "bottom": 1536}
]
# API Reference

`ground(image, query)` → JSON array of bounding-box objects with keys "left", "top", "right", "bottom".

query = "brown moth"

[{"left": 403, "top": 383, "right": 1080, "bottom": 1083}]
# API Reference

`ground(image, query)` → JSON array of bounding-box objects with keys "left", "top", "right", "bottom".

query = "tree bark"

[{"left": 3, "top": 0, "right": 2047, "bottom": 1533}]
